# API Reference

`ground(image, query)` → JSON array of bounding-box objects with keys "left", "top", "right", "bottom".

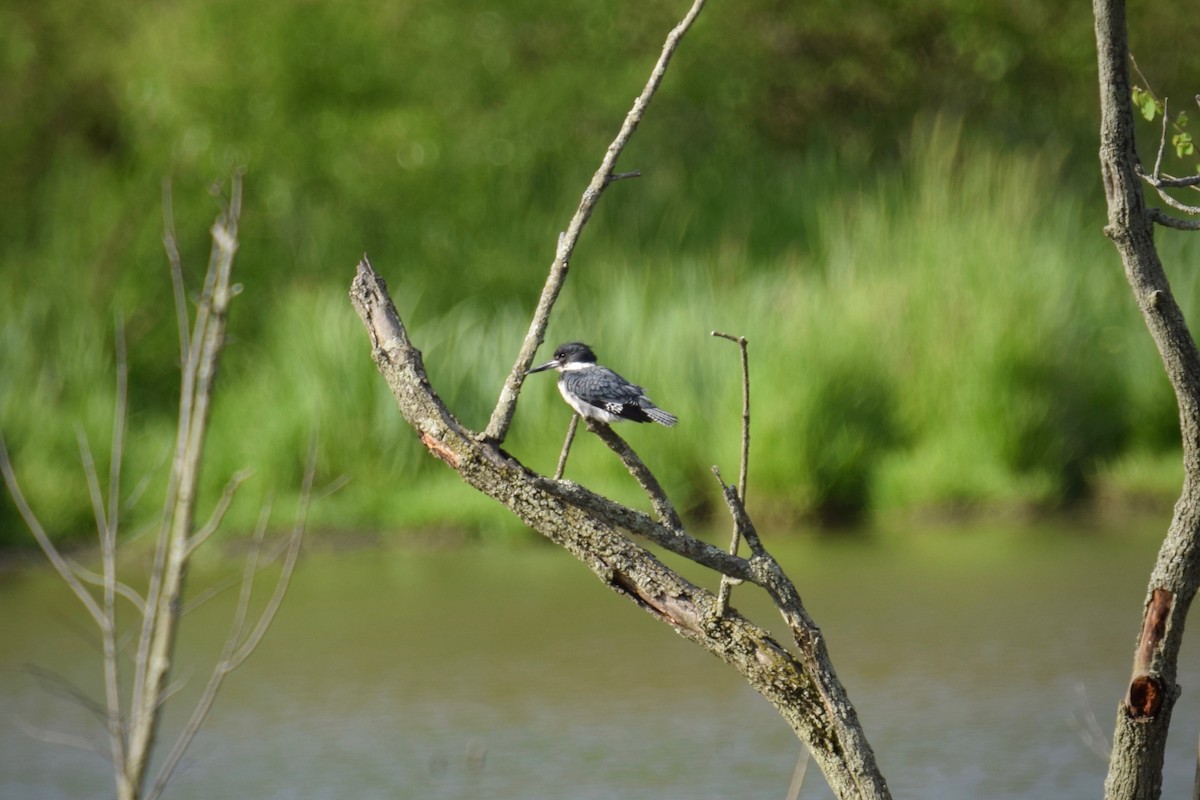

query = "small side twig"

[
  {"left": 1153, "top": 97, "right": 1169, "bottom": 180},
  {"left": 785, "top": 747, "right": 812, "bottom": 800},
  {"left": 589, "top": 420, "right": 686, "bottom": 534},
  {"left": 162, "top": 179, "right": 191, "bottom": 366},
  {"left": 146, "top": 440, "right": 312, "bottom": 800},
  {"left": 1148, "top": 208, "right": 1200, "bottom": 230},
  {"left": 186, "top": 469, "right": 254, "bottom": 556},
  {"left": 554, "top": 414, "right": 580, "bottom": 480},
  {"left": 14, "top": 718, "right": 108, "bottom": 760},
  {"left": 712, "top": 331, "right": 750, "bottom": 614}
]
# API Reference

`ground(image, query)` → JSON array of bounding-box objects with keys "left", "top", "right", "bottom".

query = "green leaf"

[
  {"left": 1173, "top": 132, "right": 1195, "bottom": 158},
  {"left": 1133, "top": 87, "right": 1159, "bottom": 121},
  {"left": 1178, "top": 110, "right": 1190, "bottom": 129},
  {"left": 1132, "top": 87, "right": 1150, "bottom": 120}
]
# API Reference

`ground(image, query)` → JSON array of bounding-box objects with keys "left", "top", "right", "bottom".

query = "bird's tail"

[{"left": 646, "top": 407, "right": 678, "bottom": 427}]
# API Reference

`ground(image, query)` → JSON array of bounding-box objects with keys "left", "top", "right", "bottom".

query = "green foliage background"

[{"left": 2, "top": 0, "right": 1199, "bottom": 545}]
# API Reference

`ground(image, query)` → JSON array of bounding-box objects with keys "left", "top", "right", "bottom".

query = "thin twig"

[
  {"left": 67, "top": 560, "right": 146, "bottom": 615},
  {"left": 554, "top": 414, "right": 580, "bottom": 480},
  {"left": 186, "top": 469, "right": 253, "bottom": 556},
  {"left": 1068, "top": 683, "right": 1111, "bottom": 761},
  {"left": 21, "top": 664, "right": 110, "bottom": 723},
  {"left": 78, "top": 429, "right": 109, "bottom": 543},
  {"left": 147, "top": 442, "right": 312, "bottom": 800},
  {"left": 1153, "top": 97, "right": 1169, "bottom": 180},
  {"left": 1149, "top": 208, "right": 1200, "bottom": 230},
  {"left": 101, "top": 318, "right": 129, "bottom": 781},
  {"left": 1141, "top": 171, "right": 1200, "bottom": 189},
  {"left": 712, "top": 332, "right": 751, "bottom": 613},
  {"left": 0, "top": 436, "right": 105, "bottom": 627},
  {"left": 589, "top": 421, "right": 686, "bottom": 534},
  {"left": 1150, "top": 190, "right": 1200, "bottom": 216},
  {"left": 712, "top": 467, "right": 765, "bottom": 556},
  {"left": 14, "top": 717, "right": 108, "bottom": 760},
  {"left": 711, "top": 332, "right": 751, "bottom": 499},
  {"left": 1129, "top": 54, "right": 1153, "bottom": 101},
  {"left": 76, "top": 422, "right": 131, "bottom": 768},
  {"left": 484, "top": 0, "right": 709, "bottom": 443},
  {"left": 181, "top": 573, "right": 243, "bottom": 617},
  {"left": 785, "top": 747, "right": 811, "bottom": 800},
  {"left": 162, "top": 179, "right": 191, "bottom": 368}
]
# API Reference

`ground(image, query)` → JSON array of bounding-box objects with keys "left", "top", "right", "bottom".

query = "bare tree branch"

[
  {"left": 6, "top": 175, "right": 313, "bottom": 800},
  {"left": 126, "top": 174, "right": 243, "bottom": 800},
  {"left": 350, "top": 256, "right": 891, "bottom": 799},
  {"left": 483, "top": 0, "right": 708, "bottom": 443}
]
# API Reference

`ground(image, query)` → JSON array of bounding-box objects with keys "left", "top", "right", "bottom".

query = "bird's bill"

[{"left": 526, "top": 359, "right": 559, "bottom": 375}]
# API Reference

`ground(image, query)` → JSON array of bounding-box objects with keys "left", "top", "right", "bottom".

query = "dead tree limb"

[
  {"left": 350, "top": 257, "right": 891, "bottom": 800},
  {"left": 1094, "top": 2, "right": 1200, "bottom": 798}
]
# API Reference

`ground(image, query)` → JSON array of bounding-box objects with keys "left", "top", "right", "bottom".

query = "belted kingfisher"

[{"left": 527, "top": 342, "right": 677, "bottom": 427}]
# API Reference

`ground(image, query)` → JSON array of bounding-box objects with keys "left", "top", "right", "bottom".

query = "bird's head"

[{"left": 526, "top": 341, "right": 597, "bottom": 374}]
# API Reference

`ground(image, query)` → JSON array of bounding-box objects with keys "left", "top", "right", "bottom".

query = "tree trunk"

[{"left": 1093, "top": 1, "right": 1200, "bottom": 797}]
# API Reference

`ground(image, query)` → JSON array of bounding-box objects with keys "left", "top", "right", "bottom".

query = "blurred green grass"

[{"left": 2, "top": 0, "right": 1199, "bottom": 545}]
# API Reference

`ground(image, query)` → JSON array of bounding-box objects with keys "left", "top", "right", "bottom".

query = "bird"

[{"left": 526, "top": 342, "right": 677, "bottom": 427}]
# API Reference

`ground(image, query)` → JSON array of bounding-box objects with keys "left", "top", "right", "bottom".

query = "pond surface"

[{"left": 2, "top": 518, "right": 1199, "bottom": 799}]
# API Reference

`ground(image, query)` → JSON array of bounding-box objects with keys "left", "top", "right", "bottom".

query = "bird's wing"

[{"left": 563, "top": 367, "right": 643, "bottom": 406}]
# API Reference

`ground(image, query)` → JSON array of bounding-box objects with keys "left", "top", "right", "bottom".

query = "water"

[{"left": 3, "top": 519, "right": 1199, "bottom": 799}]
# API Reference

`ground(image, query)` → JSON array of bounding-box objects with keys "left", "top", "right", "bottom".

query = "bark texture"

[
  {"left": 350, "top": 258, "right": 891, "bottom": 800},
  {"left": 1094, "top": 1, "right": 1200, "bottom": 797}
]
